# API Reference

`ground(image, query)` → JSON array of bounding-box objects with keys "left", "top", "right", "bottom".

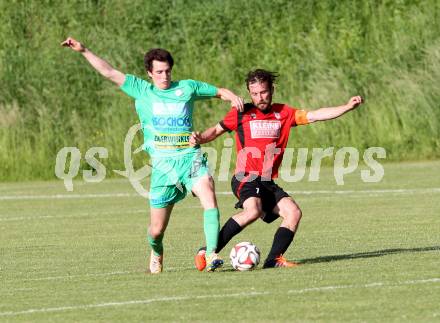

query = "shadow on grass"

[{"left": 297, "top": 245, "right": 440, "bottom": 264}]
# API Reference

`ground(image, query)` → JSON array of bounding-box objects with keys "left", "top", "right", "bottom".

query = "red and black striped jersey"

[{"left": 219, "top": 103, "right": 308, "bottom": 179}]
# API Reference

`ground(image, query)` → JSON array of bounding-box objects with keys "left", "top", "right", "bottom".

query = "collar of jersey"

[{"left": 152, "top": 81, "right": 178, "bottom": 92}]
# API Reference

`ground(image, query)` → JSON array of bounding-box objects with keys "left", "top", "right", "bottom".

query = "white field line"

[
  {"left": 0, "top": 209, "right": 148, "bottom": 222},
  {"left": 1, "top": 188, "right": 440, "bottom": 201},
  {"left": 0, "top": 206, "right": 205, "bottom": 222},
  {"left": 25, "top": 270, "right": 137, "bottom": 282},
  {"left": 0, "top": 277, "right": 438, "bottom": 317},
  {"left": 4, "top": 267, "right": 196, "bottom": 283},
  {"left": 0, "top": 193, "right": 133, "bottom": 201},
  {"left": 284, "top": 188, "right": 440, "bottom": 195},
  {"left": 287, "top": 277, "right": 440, "bottom": 294}
]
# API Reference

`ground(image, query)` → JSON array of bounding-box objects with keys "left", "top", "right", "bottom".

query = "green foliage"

[{"left": 1, "top": 0, "right": 439, "bottom": 180}]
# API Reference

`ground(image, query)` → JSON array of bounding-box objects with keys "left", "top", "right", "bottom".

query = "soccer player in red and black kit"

[{"left": 191, "top": 69, "right": 363, "bottom": 269}]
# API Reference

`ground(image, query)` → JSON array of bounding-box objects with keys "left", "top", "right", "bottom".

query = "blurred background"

[{"left": 1, "top": 0, "right": 439, "bottom": 181}]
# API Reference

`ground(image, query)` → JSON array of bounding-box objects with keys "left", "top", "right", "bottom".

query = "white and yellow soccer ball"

[{"left": 229, "top": 242, "right": 260, "bottom": 271}]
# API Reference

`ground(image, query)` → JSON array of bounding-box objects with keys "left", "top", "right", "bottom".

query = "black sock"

[
  {"left": 215, "top": 218, "right": 243, "bottom": 253},
  {"left": 264, "top": 227, "right": 295, "bottom": 266}
]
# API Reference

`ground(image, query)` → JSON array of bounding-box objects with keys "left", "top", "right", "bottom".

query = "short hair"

[
  {"left": 144, "top": 48, "right": 174, "bottom": 72},
  {"left": 245, "top": 69, "right": 278, "bottom": 90}
]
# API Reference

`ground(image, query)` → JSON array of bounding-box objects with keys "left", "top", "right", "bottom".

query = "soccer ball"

[{"left": 229, "top": 242, "right": 260, "bottom": 271}]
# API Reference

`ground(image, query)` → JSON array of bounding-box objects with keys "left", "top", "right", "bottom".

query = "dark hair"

[
  {"left": 245, "top": 69, "right": 278, "bottom": 90},
  {"left": 144, "top": 48, "right": 174, "bottom": 72}
]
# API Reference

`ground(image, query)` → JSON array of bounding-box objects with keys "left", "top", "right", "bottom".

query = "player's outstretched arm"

[
  {"left": 61, "top": 37, "right": 125, "bottom": 86},
  {"left": 190, "top": 124, "right": 226, "bottom": 146},
  {"left": 216, "top": 88, "right": 244, "bottom": 112},
  {"left": 306, "top": 96, "right": 363, "bottom": 123}
]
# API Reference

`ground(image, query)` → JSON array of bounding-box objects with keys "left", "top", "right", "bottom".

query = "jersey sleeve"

[
  {"left": 188, "top": 79, "right": 218, "bottom": 99},
  {"left": 219, "top": 107, "right": 238, "bottom": 132},
  {"left": 120, "top": 74, "right": 150, "bottom": 100},
  {"left": 290, "top": 107, "right": 309, "bottom": 127}
]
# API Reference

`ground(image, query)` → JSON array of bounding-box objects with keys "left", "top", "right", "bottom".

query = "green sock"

[
  {"left": 204, "top": 208, "right": 220, "bottom": 255},
  {"left": 147, "top": 233, "right": 164, "bottom": 256}
]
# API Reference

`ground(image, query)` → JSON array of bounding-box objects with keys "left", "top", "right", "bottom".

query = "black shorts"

[{"left": 231, "top": 173, "right": 290, "bottom": 223}]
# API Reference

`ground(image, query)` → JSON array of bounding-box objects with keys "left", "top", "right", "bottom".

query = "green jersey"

[{"left": 120, "top": 74, "right": 218, "bottom": 158}]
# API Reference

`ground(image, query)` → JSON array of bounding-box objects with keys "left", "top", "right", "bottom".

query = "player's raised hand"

[
  {"left": 189, "top": 131, "right": 202, "bottom": 146},
  {"left": 232, "top": 95, "right": 245, "bottom": 112},
  {"left": 347, "top": 96, "right": 363, "bottom": 109},
  {"left": 61, "top": 37, "right": 85, "bottom": 52},
  {"left": 217, "top": 89, "right": 244, "bottom": 112}
]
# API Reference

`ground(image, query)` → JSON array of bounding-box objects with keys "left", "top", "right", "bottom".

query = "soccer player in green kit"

[{"left": 61, "top": 37, "right": 244, "bottom": 273}]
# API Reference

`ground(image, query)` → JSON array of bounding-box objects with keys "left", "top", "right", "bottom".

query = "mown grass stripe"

[
  {"left": 1, "top": 188, "right": 440, "bottom": 201},
  {"left": 1, "top": 278, "right": 438, "bottom": 317}
]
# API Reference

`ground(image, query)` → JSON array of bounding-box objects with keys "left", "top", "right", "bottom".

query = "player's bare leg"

[
  {"left": 263, "top": 197, "right": 302, "bottom": 268},
  {"left": 232, "top": 197, "right": 263, "bottom": 227},
  {"left": 275, "top": 197, "right": 302, "bottom": 232},
  {"left": 148, "top": 204, "right": 173, "bottom": 274},
  {"left": 191, "top": 174, "right": 218, "bottom": 209},
  {"left": 192, "top": 175, "right": 223, "bottom": 271}
]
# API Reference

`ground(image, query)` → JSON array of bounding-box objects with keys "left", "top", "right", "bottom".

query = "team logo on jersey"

[
  {"left": 251, "top": 113, "right": 257, "bottom": 119},
  {"left": 154, "top": 133, "right": 190, "bottom": 149},
  {"left": 152, "top": 102, "right": 187, "bottom": 115},
  {"left": 152, "top": 116, "right": 192, "bottom": 127},
  {"left": 249, "top": 120, "right": 281, "bottom": 138},
  {"left": 274, "top": 112, "right": 280, "bottom": 119},
  {"left": 175, "top": 89, "right": 183, "bottom": 97}
]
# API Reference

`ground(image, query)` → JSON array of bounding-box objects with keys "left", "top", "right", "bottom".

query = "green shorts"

[{"left": 149, "top": 151, "right": 210, "bottom": 208}]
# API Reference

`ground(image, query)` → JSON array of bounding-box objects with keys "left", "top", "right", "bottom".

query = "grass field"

[
  {"left": 2, "top": 0, "right": 440, "bottom": 180},
  {"left": 1, "top": 161, "right": 439, "bottom": 322}
]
